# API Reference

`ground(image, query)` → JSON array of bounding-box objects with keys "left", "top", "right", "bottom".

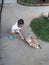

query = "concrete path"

[{"left": 1, "top": 2, "right": 49, "bottom": 65}]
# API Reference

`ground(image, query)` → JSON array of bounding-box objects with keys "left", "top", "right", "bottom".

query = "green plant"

[{"left": 30, "top": 16, "right": 49, "bottom": 42}]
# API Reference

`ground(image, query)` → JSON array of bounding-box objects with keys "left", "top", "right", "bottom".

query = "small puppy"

[{"left": 25, "top": 34, "right": 39, "bottom": 48}]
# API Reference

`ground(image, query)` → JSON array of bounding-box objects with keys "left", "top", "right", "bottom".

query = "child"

[{"left": 10, "top": 19, "right": 24, "bottom": 40}]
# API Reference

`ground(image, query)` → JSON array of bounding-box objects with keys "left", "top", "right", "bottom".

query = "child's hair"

[{"left": 18, "top": 19, "right": 24, "bottom": 25}]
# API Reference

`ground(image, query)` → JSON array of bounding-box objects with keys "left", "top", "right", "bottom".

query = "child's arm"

[{"left": 18, "top": 32, "right": 24, "bottom": 40}]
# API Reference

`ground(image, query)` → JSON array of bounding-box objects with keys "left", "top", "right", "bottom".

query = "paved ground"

[{"left": 1, "top": 2, "right": 49, "bottom": 65}]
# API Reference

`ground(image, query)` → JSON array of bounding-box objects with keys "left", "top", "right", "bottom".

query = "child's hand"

[
  {"left": 21, "top": 37, "right": 24, "bottom": 40},
  {"left": 19, "top": 33, "right": 24, "bottom": 40}
]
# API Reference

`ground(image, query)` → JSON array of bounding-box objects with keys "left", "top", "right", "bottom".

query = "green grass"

[
  {"left": 17, "top": 0, "right": 49, "bottom": 6},
  {"left": 24, "top": 0, "right": 37, "bottom": 4},
  {"left": 19, "top": 0, "right": 37, "bottom": 4},
  {"left": 30, "top": 16, "right": 49, "bottom": 42}
]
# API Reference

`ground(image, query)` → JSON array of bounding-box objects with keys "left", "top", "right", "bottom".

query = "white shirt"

[{"left": 11, "top": 22, "right": 21, "bottom": 33}]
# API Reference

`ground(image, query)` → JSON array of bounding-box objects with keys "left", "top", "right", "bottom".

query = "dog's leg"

[{"left": 38, "top": 44, "right": 42, "bottom": 49}]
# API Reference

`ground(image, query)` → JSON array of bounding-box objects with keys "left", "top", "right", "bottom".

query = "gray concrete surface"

[{"left": 1, "top": 3, "right": 49, "bottom": 65}]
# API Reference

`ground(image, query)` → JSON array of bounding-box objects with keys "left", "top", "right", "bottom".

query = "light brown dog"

[{"left": 25, "top": 34, "right": 39, "bottom": 48}]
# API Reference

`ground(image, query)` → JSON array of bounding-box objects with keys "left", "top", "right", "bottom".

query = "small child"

[{"left": 10, "top": 19, "right": 24, "bottom": 40}]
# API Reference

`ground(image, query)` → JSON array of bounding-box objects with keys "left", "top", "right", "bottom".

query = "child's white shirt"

[{"left": 11, "top": 22, "right": 21, "bottom": 33}]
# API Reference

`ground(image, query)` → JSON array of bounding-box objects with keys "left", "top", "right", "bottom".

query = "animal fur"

[{"left": 25, "top": 34, "right": 39, "bottom": 48}]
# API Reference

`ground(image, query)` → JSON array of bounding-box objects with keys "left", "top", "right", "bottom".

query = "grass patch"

[
  {"left": 17, "top": 0, "right": 49, "bottom": 6},
  {"left": 30, "top": 16, "right": 49, "bottom": 42},
  {"left": 24, "top": 0, "right": 37, "bottom": 4}
]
